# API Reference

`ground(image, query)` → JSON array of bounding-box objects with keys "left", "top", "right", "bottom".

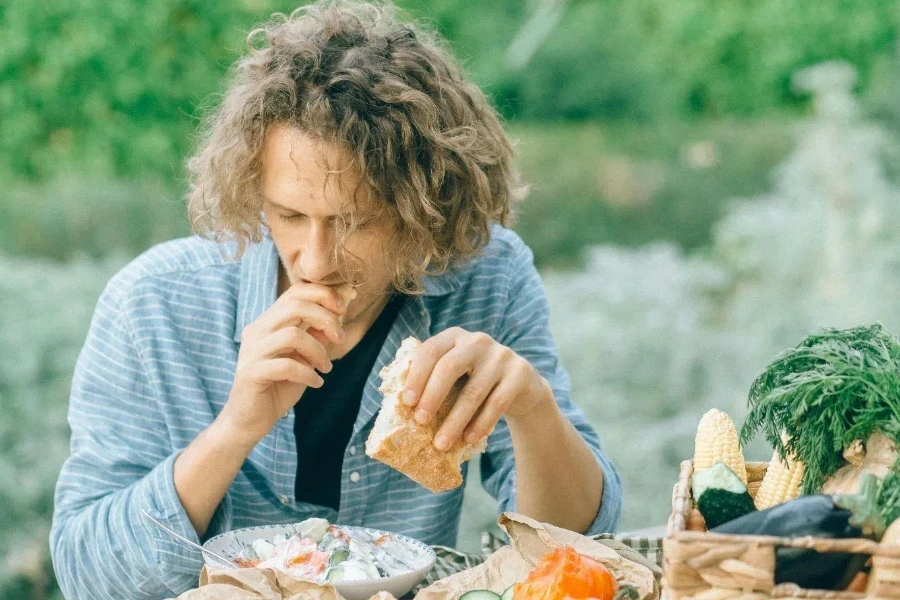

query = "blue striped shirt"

[{"left": 50, "top": 225, "right": 622, "bottom": 600}]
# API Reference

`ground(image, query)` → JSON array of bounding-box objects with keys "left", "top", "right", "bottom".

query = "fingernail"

[
  {"left": 402, "top": 390, "right": 417, "bottom": 406},
  {"left": 434, "top": 436, "right": 450, "bottom": 450},
  {"left": 415, "top": 409, "right": 430, "bottom": 424}
]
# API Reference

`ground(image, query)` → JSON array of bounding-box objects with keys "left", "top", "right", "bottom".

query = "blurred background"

[{"left": 2, "top": 0, "right": 900, "bottom": 597}]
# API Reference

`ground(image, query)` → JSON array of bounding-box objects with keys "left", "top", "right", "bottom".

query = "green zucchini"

[
  {"left": 460, "top": 592, "right": 502, "bottom": 600},
  {"left": 501, "top": 585, "right": 515, "bottom": 600},
  {"left": 692, "top": 461, "right": 756, "bottom": 528}
]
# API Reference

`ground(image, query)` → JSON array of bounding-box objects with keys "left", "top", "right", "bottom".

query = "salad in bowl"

[{"left": 203, "top": 518, "right": 436, "bottom": 600}]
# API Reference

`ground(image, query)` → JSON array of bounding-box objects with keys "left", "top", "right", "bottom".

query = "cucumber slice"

[
  {"left": 613, "top": 586, "right": 639, "bottom": 600},
  {"left": 501, "top": 585, "right": 516, "bottom": 600},
  {"left": 329, "top": 548, "right": 350, "bottom": 567},
  {"left": 692, "top": 461, "right": 756, "bottom": 528},
  {"left": 460, "top": 591, "right": 502, "bottom": 600}
]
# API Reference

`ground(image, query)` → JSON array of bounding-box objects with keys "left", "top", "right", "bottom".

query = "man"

[{"left": 50, "top": 2, "right": 622, "bottom": 598}]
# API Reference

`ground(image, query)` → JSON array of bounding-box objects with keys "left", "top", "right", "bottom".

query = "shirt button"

[
  {"left": 349, "top": 472, "right": 361, "bottom": 483},
  {"left": 349, "top": 446, "right": 357, "bottom": 456},
  {"left": 280, "top": 495, "right": 291, "bottom": 505}
]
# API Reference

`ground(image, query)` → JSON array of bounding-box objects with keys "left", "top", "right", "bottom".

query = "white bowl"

[{"left": 203, "top": 523, "right": 436, "bottom": 600}]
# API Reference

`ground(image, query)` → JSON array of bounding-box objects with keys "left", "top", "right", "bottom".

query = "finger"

[
  {"left": 461, "top": 374, "right": 522, "bottom": 445},
  {"left": 434, "top": 368, "right": 501, "bottom": 451},
  {"left": 414, "top": 345, "right": 476, "bottom": 427},
  {"left": 252, "top": 357, "right": 324, "bottom": 388},
  {"left": 254, "top": 299, "right": 345, "bottom": 343},
  {"left": 282, "top": 282, "right": 350, "bottom": 316},
  {"left": 401, "top": 331, "right": 457, "bottom": 409},
  {"left": 258, "top": 326, "right": 331, "bottom": 373}
]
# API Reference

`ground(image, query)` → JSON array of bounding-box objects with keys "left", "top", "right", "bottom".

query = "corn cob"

[
  {"left": 693, "top": 408, "right": 747, "bottom": 485},
  {"left": 755, "top": 443, "right": 805, "bottom": 510}
]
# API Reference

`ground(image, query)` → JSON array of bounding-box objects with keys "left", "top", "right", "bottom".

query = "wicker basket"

[{"left": 662, "top": 460, "right": 900, "bottom": 600}]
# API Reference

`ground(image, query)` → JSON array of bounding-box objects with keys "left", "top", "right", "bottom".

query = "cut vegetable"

[
  {"left": 692, "top": 461, "right": 756, "bottom": 528},
  {"left": 693, "top": 409, "right": 747, "bottom": 485},
  {"left": 329, "top": 548, "right": 350, "bottom": 568},
  {"left": 612, "top": 587, "right": 640, "bottom": 600},
  {"left": 512, "top": 546, "right": 618, "bottom": 600}
]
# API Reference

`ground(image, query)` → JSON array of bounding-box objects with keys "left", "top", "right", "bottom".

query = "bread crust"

[{"left": 365, "top": 337, "right": 489, "bottom": 493}]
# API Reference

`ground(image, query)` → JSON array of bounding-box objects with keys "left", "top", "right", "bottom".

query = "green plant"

[
  {"left": 740, "top": 324, "right": 900, "bottom": 518},
  {"left": 0, "top": 253, "right": 123, "bottom": 599}
]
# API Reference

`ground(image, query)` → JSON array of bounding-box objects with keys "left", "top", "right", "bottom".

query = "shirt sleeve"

[
  {"left": 49, "top": 279, "right": 233, "bottom": 600},
  {"left": 479, "top": 240, "right": 623, "bottom": 536}
]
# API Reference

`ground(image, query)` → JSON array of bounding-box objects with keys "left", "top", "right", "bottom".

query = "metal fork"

[{"left": 140, "top": 509, "right": 240, "bottom": 569}]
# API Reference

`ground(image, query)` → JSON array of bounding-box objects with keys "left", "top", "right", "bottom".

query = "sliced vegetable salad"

[{"left": 233, "top": 518, "right": 425, "bottom": 582}]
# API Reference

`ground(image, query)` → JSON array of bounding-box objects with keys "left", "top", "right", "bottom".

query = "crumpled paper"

[
  {"left": 415, "top": 514, "right": 659, "bottom": 600},
  {"left": 175, "top": 513, "right": 659, "bottom": 600},
  {"left": 175, "top": 567, "right": 367, "bottom": 600}
]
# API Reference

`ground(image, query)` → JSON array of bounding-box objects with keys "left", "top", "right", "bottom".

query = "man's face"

[{"left": 259, "top": 124, "right": 396, "bottom": 325}]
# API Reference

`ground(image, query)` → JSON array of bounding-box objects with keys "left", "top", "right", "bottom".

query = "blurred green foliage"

[
  {"left": 1, "top": 0, "right": 896, "bottom": 182},
  {"left": 0, "top": 179, "right": 189, "bottom": 261},
  {"left": 0, "top": 0, "right": 295, "bottom": 182},
  {"left": 0, "top": 120, "right": 793, "bottom": 268},
  {"left": 513, "top": 119, "right": 794, "bottom": 268}
]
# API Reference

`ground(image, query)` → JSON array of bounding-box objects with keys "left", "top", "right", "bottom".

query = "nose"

[{"left": 298, "top": 220, "right": 339, "bottom": 283}]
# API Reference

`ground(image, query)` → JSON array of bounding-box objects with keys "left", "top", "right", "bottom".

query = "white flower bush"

[
  {"left": 0, "top": 253, "right": 122, "bottom": 597},
  {"left": 540, "top": 61, "right": 900, "bottom": 529}
]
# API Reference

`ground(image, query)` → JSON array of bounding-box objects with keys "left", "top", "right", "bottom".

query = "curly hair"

[{"left": 186, "top": 0, "right": 528, "bottom": 294}]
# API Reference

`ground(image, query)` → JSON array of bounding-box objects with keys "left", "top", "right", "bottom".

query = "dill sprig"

[{"left": 740, "top": 324, "right": 900, "bottom": 521}]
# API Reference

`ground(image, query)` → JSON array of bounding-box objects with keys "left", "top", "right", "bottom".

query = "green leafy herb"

[
  {"left": 740, "top": 324, "right": 900, "bottom": 522},
  {"left": 879, "top": 465, "right": 900, "bottom": 525}
]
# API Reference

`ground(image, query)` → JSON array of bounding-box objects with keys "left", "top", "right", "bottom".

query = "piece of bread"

[
  {"left": 365, "top": 337, "right": 489, "bottom": 493},
  {"left": 334, "top": 284, "right": 357, "bottom": 326},
  {"left": 297, "top": 284, "right": 357, "bottom": 333}
]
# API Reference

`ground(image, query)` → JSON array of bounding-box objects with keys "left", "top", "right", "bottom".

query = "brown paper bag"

[
  {"left": 176, "top": 567, "right": 363, "bottom": 600},
  {"left": 175, "top": 513, "right": 658, "bottom": 600},
  {"left": 414, "top": 513, "right": 659, "bottom": 600}
]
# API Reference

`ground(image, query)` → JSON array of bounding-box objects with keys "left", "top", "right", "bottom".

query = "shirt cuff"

[
  {"left": 137, "top": 451, "right": 234, "bottom": 585},
  {"left": 583, "top": 450, "right": 623, "bottom": 536}
]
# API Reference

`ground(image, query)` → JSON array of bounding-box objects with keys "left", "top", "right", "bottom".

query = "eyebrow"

[{"left": 262, "top": 197, "right": 303, "bottom": 213}]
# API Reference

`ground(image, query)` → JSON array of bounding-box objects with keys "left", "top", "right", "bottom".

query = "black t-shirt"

[{"left": 293, "top": 293, "right": 407, "bottom": 511}]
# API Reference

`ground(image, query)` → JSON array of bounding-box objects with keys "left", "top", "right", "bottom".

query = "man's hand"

[
  {"left": 218, "top": 283, "right": 349, "bottom": 445},
  {"left": 400, "top": 327, "right": 553, "bottom": 451}
]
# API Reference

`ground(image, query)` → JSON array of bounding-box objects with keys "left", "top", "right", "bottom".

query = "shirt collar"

[{"left": 233, "top": 235, "right": 464, "bottom": 343}]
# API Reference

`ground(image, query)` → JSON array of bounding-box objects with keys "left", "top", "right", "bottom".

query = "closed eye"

[{"left": 277, "top": 212, "right": 306, "bottom": 223}]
